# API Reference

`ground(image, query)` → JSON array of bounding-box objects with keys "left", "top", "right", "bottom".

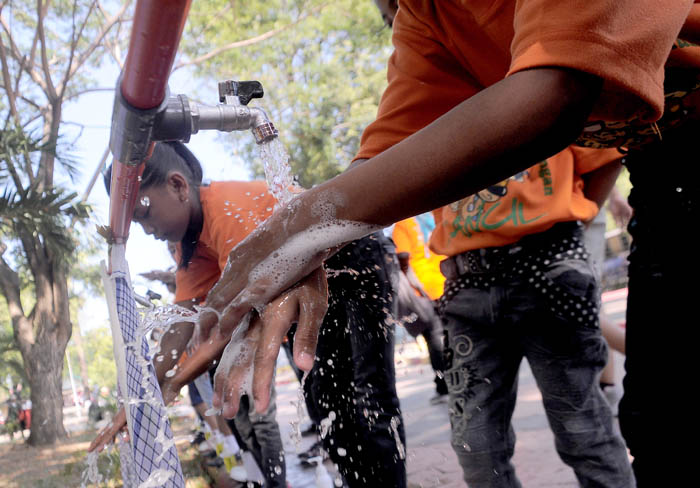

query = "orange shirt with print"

[
  {"left": 175, "top": 181, "right": 276, "bottom": 304},
  {"left": 428, "top": 146, "right": 620, "bottom": 256},
  {"left": 356, "top": 0, "right": 697, "bottom": 163},
  {"left": 392, "top": 216, "right": 446, "bottom": 300}
]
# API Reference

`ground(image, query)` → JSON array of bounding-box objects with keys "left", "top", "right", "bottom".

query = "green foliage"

[
  {"left": 0, "top": 128, "right": 91, "bottom": 267},
  {"left": 181, "top": 0, "right": 392, "bottom": 187}
]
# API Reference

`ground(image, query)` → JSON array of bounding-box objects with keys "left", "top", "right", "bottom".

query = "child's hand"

[
  {"left": 212, "top": 267, "right": 328, "bottom": 417},
  {"left": 88, "top": 407, "right": 128, "bottom": 452}
]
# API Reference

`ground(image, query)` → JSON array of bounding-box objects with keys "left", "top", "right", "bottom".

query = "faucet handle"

[{"left": 218, "top": 80, "right": 264, "bottom": 106}]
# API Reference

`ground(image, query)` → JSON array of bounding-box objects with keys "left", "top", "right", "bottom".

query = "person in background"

[
  {"left": 583, "top": 185, "right": 633, "bottom": 416},
  {"left": 392, "top": 213, "right": 448, "bottom": 404}
]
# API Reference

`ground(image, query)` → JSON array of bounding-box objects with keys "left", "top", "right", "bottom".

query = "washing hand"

[
  {"left": 212, "top": 266, "right": 328, "bottom": 417},
  {"left": 88, "top": 407, "right": 128, "bottom": 453}
]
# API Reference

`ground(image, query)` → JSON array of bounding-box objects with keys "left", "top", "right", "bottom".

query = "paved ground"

[{"left": 275, "top": 336, "right": 628, "bottom": 488}]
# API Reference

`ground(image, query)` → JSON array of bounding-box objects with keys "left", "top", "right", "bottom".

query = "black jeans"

[
  {"left": 439, "top": 224, "right": 633, "bottom": 487},
  {"left": 620, "top": 119, "right": 700, "bottom": 486},
  {"left": 306, "top": 232, "right": 407, "bottom": 487}
]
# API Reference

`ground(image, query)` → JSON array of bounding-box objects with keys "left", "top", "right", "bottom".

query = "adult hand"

[
  {"left": 88, "top": 407, "right": 127, "bottom": 452},
  {"left": 196, "top": 197, "right": 333, "bottom": 346},
  {"left": 212, "top": 266, "right": 328, "bottom": 418}
]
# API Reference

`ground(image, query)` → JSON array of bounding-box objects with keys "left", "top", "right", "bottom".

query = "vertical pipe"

[
  {"left": 108, "top": 0, "right": 192, "bottom": 242},
  {"left": 121, "top": 0, "right": 192, "bottom": 109}
]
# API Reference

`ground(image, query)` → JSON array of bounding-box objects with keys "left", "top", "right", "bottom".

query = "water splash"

[
  {"left": 289, "top": 371, "right": 309, "bottom": 449},
  {"left": 81, "top": 451, "right": 104, "bottom": 487},
  {"left": 258, "top": 137, "right": 301, "bottom": 206},
  {"left": 390, "top": 416, "right": 406, "bottom": 460},
  {"left": 213, "top": 313, "right": 255, "bottom": 403}
]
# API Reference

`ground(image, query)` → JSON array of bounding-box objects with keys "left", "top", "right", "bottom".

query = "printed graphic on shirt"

[
  {"left": 448, "top": 170, "right": 542, "bottom": 240},
  {"left": 577, "top": 40, "right": 700, "bottom": 150}
]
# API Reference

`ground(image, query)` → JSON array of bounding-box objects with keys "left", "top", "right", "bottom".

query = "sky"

[{"left": 61, "top": 64, "right": 256, "bottom": 331}]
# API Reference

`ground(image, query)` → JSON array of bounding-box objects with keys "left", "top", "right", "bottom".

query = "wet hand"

[
  {"left": 212, "top": 267, "right": 328, "bottom": 417},
  {"left": 88, "top": 407, "right": 127, "bottom": 452}
]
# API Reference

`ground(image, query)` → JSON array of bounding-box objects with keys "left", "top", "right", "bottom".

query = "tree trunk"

[
  {"left": 24, "top": 333, "right": 69, "bottom": 445},
  {"left": 72, "top": 327, "right": 91, "bottom": 395},
  {"left": 5, "top": 244, "right": 74, "bottom": 446}
]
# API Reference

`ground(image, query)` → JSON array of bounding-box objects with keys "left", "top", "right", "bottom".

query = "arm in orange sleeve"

[{"left": 680, "top": 2, "right": 700, "bottom": 44}]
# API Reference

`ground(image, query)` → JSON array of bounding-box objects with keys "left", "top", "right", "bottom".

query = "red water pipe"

[{"left": 108, "top": 0, "right": 192, "bottom": 243}]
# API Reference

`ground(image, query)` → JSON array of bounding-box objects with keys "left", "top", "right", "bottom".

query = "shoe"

[
  {"left": 205, "top": 456, "right": 224, "bottom": 468},
  {"left": 430, "top": 393, "right": 448, "bottom": 405},
  {"left": 229, "top": 465, "right": 247, "bottom": 482},
  {"left": 299, "top": 440, "right": 325, "bottom": 463},
  {"left": 190, "top": 431, "right": 206, "bottom": 446},
  {"left": 300, "top": 422, "right": 317, "bottom": 437},
  {"left": 198, "top": 439, "right": 216, "bottom": 453},
  {"left": 200, "top": 446, "right": 217, "bottom": 458}
]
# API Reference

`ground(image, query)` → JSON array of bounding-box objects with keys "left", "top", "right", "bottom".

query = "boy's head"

[
  {"left": 374, "top": 0, "right": 398, "bottom": 28},
  {"left": 103, "top": 142, "right": 203, "bottom": 244}
]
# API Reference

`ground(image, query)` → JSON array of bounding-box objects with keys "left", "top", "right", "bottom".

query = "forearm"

[
  {"left": 582, "top": 159, "right": 623, "bottom": 210},
  {"left": 205, "top": 68, "right": 601, "bottom": 326},
  {"left": 680, "top": 5, "right": 700, "bottom": 44},
  {"left": 310, "top": 68, "right": 601, "bottom": 226},
  {"left": 168, "top": 334, "right": 228, "bottom": 390},
  {"left": 153, "top": 320, "right": 193, "bottom": 383}
]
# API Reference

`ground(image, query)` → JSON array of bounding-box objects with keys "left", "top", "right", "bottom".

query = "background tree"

[
  {"left": 0, "top": 0, "right": 130, "bottom": 445},
  {"left": 179, "top": 0, "right": 392, "bottom": 186}
]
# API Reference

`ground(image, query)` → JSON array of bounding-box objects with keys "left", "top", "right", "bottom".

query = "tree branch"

[
  {"left": 36, "top": 0, "right": 57, "bottom": 101},
  {"left": 174, "top": 3, "right": 330, "bottom": 71},
  {"left": 63, "top": 86, "right": 114, "bottom": 103},
  {"left": 0, "top": 248, "right": 32, "bottom": 346},
  {"left": 0, "top": 13, "right": 47, "bottom": 92},
  {"left": 61, "top": 0, "right": 130, "bottom": 89},
  {"left": 0, "top": 33, "right": 20, "bottom": 127},
  {"left": 96, "top": 1, "right": 126, "bottom": 69}
]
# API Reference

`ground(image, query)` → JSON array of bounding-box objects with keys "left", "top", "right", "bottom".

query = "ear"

[{"left": 167, "top": 171, "right": 190, "bottom": 202}]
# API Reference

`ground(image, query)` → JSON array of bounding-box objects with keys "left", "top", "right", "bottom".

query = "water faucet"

[{"left": 151, "top": 80, "right": 278, "bottom": 145}]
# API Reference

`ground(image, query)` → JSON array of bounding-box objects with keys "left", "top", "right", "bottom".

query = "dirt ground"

[{"left": 0, "top": 418, "right": 209, "bottom": 487}]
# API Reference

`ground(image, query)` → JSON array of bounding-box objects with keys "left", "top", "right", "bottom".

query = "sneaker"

[
  {"left": 299, "top": 440, "right": 325, "bottom": 463},
  {"left": 190, "top": 431, "right": 206, "bottom": 446},
  {"left": 198, "top": 439, "right": 216, "bottom": 455},
  {"left": 229, "top": 465, "right": 247, "bottom": 482},
  {"left": 205, "top": 456, "right": 224, "bottom": 468},
  {"left": 300, "top": 422, "right": 317, "bottom": 437},
  {"left": 430, "top": 393, "right": 448, "bottom": 405}
]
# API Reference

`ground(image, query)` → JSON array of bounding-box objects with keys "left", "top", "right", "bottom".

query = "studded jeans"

[{"left": 439, "top": 223, "right": 634, "bottom": 488}]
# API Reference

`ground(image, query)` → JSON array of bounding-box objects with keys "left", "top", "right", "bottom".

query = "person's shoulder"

[{"left": 204, "top": 180, "right": 270, "bottom": 200}]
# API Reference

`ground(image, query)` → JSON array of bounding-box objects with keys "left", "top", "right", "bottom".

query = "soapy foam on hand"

[{"left": 213, "top": 312, "right": 255, "bottom": 412}]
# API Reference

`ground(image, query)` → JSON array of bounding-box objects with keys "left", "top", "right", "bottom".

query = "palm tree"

[{"left": 0, "top": 127, "right": 89, "bottom": 445}]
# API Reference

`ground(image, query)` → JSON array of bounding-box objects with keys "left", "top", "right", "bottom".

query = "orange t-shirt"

[
  {"left": 392, "top": 216, "right": 446, "bottom": 300},
  {"left": 429, "top": 146, "right": 620, "bottom": 256},
  {"left": 174, "top": 181, "right": 276, "bottom": 303},
  {"left": 356, "top": 0, "right": 698, "bottom": 160}
]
